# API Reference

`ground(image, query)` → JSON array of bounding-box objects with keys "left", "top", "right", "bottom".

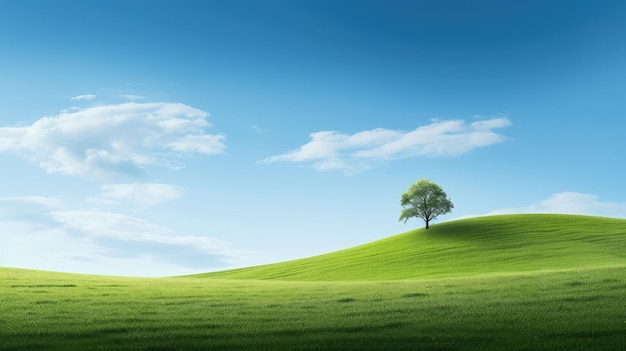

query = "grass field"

[
  {"left": 195, "top": 214, "right": 626, "bottom": 280},
  {"left": 2, "top": 214, "right": 626, "bottom": 350}
]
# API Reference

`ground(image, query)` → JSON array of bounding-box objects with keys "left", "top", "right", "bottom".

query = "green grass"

[
  {"left": 193, "top": 214, "right": 626, "bottom": 280},
  {"left": 2, "top": 214, "right": 626, "bottom": 350},
  {"left": 2, "top": 266, "right": 626, "bottom": 350}
]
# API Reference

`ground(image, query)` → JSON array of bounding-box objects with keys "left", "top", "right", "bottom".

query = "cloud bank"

[
  {"left": 0, "top": 196, "right": 233, "bottom": 271},
  {"left": 260, "top": 117, "right": 510, "bottom": 173},
  {"left": 50, "top": 210, "right": 231, "bottom": 268},
  {"left": 0, "top": 102, "right": 225, "bottom": 178},
  {"left": 487, "top": 192, "right": 626, "bottom": 218},
  {"left": 93, "top": 183, "right": 185, "bottom": 207}
]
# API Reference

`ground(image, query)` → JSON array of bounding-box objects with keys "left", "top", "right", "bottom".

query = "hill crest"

[{"left": 192, "top": 214, "right": 626, "bottom": 281}]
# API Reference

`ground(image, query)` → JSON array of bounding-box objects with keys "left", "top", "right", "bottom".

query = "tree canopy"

[{"left": 399, "top": 179, "right": 454, "bottom": 229}]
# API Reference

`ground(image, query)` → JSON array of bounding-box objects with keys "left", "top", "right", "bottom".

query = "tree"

[{"left": 399, "top": 179, "right": 454, "bottom": 229}]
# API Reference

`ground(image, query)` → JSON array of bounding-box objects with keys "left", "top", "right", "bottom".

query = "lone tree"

[{"left": 399, "top": 179, "right": 454, "bottom": 229}]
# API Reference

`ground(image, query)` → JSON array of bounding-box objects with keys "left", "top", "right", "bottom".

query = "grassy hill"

[
  {"left": 3, "top": 214, "right": 626, "bottom": 350},
  {"left": 193, "top": 214, "right": 626, "bottom": 280}
]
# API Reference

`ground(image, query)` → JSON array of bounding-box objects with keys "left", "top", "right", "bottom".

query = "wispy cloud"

[
  {"left": 0, "top": 196, "right": 64, "bottom": 226},
  {"left": 251, "top": 124, "right": 266, "bottom": 134},
  {"left": 50, "top": 210, "right": 232, "bottom": 268},
  {"left": 0, "top": 102, "right": 225, "bottom": 178},
  {"left": 259, "top": 117, "right": 510, "bottom": 174},
  {"left": 486, "top": 192, "right": 626, "bottom": 218},
  {"left": 50, "top": 210, "right": 222, "bottom": 248},
  {"left": 166, "top": 134, "right": 226, "bottom": 154},
  {"left": 0, "top": 195, "right": 234, "bottom": 271},
  {"left": 120, "top": 94, "right": 145, "bottom": 101},
  {"left": 92, "top": 183, "right": 185, "bottom": 207},
  {"left": 70, "top": 94, "right": 96, "bottom": 101},
  {"left": 0, "top": 196, "right": 64, "bottom": 209}
]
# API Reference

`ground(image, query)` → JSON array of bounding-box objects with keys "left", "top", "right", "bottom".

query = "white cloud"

[
  {"left": 486, "top": 192, "right": 626, "bottom": 218},
  {"left": 0, "top": 196, "right": 235, "bottom": 273},
  {"left": 49, "top": 210, "right": 220, "bottom": 247},
  {"left": 0, "top": 196, "right": 64, "bottom": 226},
  {"left": 0, "top": 196, "right": 64, "bottom": 209},
  {"left": 70, "top": 94, "right": 96, "bottom": 101},
  {"left": 259, "top": 117, "right": 510, "bottom": 174},
  {"left": 50, "top": 210, "right": 232, "bottom": 266},
  {"left": 94, "top": 183, "right": 185, "bottom": 207},
  {"left": 166, "top": 134, "right": 226, "bottom": 154},
  {"left": 60, "top": 106, "right": 82, "bottom": 114},
  {"left": 0, "top": 102, "right": 225, "bottom": 178}
]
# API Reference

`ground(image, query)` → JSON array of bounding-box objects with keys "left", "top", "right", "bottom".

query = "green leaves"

[{"left": 399, "top": 179, "right": 453, "bottom": 229}]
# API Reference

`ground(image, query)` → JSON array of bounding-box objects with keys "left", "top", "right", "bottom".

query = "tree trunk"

[{"left": 425, "top": 220, "right": 430, "bottom": 229}]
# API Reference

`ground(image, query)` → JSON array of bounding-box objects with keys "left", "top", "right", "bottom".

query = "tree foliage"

[{"left": 399, "top": 179, "right": 454, "bottom": 229}]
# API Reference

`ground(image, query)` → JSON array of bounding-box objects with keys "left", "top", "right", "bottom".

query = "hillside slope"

[{"left": 193, "top": 214, "right": 626, "bottom": 280}]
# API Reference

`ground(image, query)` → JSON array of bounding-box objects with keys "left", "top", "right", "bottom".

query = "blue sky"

[{"left": 1, "top": 0, "right": 626, "bottom": 276}]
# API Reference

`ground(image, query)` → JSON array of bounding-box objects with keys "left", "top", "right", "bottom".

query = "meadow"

[
  {"left": 2, "top": 214, "right": 626, "bottom": 350},
  {"left": 196, "top": 214, "right": 626, "bottom": 280}
]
